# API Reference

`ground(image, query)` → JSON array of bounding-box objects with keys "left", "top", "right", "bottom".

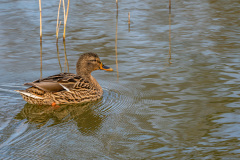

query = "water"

[{"left": 0, "top": 0, "right": 240, "bottom": 159}]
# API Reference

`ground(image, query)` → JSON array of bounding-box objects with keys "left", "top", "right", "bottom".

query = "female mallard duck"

[{"left": 16, "top": 53, "right": 113, "bottom": 105}]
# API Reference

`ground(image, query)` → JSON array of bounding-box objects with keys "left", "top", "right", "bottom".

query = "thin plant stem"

[
  {"left": 39, "top": 0, "right": 42, "bottom": 41},
  {"left": 56, "top": 0, "right": 62, "bottom": 42},
  {"left": 63, "top": 0, "right": 70, "bottom": 41},
  {"left": 116, "top": 0, "right": 118, "bottom": 10},
  {"left": 66, "top": 0, "right": 70, "bottom": 24},
  {"left": 62, "top": 0, "right": 66, "bottom": 40},
  {"left": 169, "top": 0, "right": 171, "bottom": 14},
  {"left": 56, "top": 21, "right": 62, "bottom": 43}
]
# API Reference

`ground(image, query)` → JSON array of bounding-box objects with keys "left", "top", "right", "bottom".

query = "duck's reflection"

[{"left": 15, "top": 100, "right": 105, "bottom": 135}]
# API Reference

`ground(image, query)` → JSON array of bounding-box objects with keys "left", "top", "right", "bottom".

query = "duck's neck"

[
  {"left": 78, "top": 73, "right": 102, "bottom": 91},
  {"left": 76, "top": 66, "right": 102, "bottom": 91},
  {"left": 78, "top": 72, "right": 91, "bottom": 81},
  {"left": 89, "top": 74, "right": 102, "bottom": 90}
]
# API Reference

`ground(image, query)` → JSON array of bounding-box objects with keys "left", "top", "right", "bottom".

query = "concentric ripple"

[{"left": 92, "top": 81, "right": 136, "bottom": 115}]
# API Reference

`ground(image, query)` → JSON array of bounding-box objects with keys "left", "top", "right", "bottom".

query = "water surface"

[{"left": 0, "top": 0, "right": 240, "bottom": 159}]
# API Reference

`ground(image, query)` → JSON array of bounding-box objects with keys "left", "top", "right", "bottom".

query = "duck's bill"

[{"left": 100, "top": 63, "right": 113, "bottom": 71}]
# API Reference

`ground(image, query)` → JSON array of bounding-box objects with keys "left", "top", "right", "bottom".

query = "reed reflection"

[
  {"left": 40, "top": 41, "right": 43, "bottom": 79},
  {"left": 128, "top": 12, "right": 130, "bottom": 32},
  {"left": 55, "top": 40, "right": 69, "bottom": 73},
  {"left": 15, "top": 101, "right": 105, "bottom": 135},
  {"left": 63, "top": 40, "right": 69, "bottom": 73},
  {"left": 115, "top": 5, "right": 119, "bottom": 81},
  {"left": 56, "top": 42, "right": 63, "bottom": 73},
  {"left": 168, "top": 0, "right": 172, "bottom": 64}
]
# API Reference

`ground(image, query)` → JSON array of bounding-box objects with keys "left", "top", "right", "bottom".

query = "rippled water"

[{"left": 0, "top": 0, "right": 240, "bottom": 159}]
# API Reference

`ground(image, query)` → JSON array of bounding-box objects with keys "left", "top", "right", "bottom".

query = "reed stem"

[
  {"left": 63, "top": 0, "right": 70, "bottom": 41},
  {"left": 56, "top": 0, "right": 62, "bottom": 42},
  {"left": 169, "top": 0, "right": 171, "bottom": 14},
  {"left": 56, "top": 21, "right": 62, "bottom": 43},
  {"left": 62, "top": 0, "right": 66, "bottom": 40},
  {"left": 116, "top": 0, "right": 118, "bottom": 10},
  {"left": 39, "top": 0, "right": 42, "bottom": 41}
]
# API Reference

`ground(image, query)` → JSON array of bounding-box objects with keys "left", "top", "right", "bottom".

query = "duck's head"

[{"left": 76, "top": 52, "right": 113, "bottom": 76}]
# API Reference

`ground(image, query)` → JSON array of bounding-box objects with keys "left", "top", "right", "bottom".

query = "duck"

[{"left": 16, "top": 52, "right": 113, "bottom": 105}]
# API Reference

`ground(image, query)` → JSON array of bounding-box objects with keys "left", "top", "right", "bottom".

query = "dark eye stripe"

[{"left": 89, "top": 60, "right": 101, "bottom": 63}]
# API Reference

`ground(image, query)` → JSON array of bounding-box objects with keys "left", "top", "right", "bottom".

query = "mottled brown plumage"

[{"left": 16, "top": 53, "right": 113, "bottom": 105}]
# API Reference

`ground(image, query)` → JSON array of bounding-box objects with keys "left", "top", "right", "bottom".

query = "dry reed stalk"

[
  {"left": 56, "top": 0, "right": 62, "bottom": 42},
  {"left": 62, "top": 0, "right": 66, "bottom": 39},
  {"left": 169, "top": 0, "right": 171, "bottom": 14},
  {"left": 66, "top": 0, "right": 70, "bottom": 26},
  {"left": 39, "top": 0, "right": 42, "bottom": 41},
  {"left": 56, "top": 21, "right": 62, "bottom": 42},
  {"left": 63, "top": 0, "right": 70, "bottom": 41},
  {"left": 116, "top": 0, "right": 118, "bottom": 10}
]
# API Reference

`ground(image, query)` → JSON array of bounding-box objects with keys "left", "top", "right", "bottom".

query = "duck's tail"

[{"left": 15, "top": 90, "right": 43, "bottom": 99}]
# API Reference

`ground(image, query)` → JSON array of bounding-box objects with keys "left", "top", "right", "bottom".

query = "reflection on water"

[
  {"left": 40, "top": 41, "right": 43, "bottom": 79},
  {"left": 56, "top": 42, "right": 63, "bottom": 72},
  {"left": 15, "top": 101, "right": 104, "bottom": 135},
  {"left": 63, "top": 40, "right": 69, "bottom": 73},
  {"left": 168, "top": 0, "right": 172, "bottom": 64},
  {"left": 128, "top": 12, "right": 130, "bottom": 32},
  {"left": 0, "top": 0, "right": 240, "bottom": 159},
  {"left": 115, "top": 4, "right": 119, "bottom": 81}
]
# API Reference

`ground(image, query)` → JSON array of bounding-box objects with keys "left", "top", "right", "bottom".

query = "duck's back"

[{"left": 16, "top": 73, "right": 103, "bottom": 105}]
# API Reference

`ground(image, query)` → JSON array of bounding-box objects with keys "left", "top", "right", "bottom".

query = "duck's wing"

[
  {"left": 31, "top": 73, "right": 76, "bottom": 83},
  {"left": 73, "top": 77, "right": 91, "bottom": 90},
  {"left": 24, "top": 73, "right": 78, "bottom": 92}
]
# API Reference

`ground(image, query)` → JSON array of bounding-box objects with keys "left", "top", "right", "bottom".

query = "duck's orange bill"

[{"left": 100, "top": 63, "right": 113, "bottom": 71}]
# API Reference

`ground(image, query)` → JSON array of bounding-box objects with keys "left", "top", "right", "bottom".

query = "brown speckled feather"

[{"left": 16, "top": 53, "right": 113, "bottom": 105}]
